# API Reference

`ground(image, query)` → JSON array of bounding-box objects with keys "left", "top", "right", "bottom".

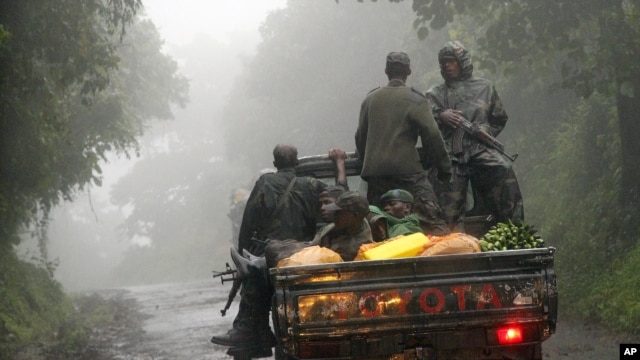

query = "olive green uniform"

[{"left": 355, "top": 79, "right": 451, "bottom": 235}]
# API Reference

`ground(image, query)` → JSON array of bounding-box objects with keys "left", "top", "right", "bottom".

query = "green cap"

[{"left": 380, "top": 189, "right": 413, "bottom": 204}]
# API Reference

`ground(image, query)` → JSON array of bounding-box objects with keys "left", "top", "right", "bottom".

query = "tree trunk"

[
  {"left": 616, "top": 84, "right": 640, "bottom": 208},
  {"left": 610, "top": 2, "right": 640, "bottom": 209}
]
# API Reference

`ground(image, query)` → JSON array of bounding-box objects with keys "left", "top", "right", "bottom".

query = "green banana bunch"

[{"left": 478, "top": 220, "right": 545, "bottom": 252}]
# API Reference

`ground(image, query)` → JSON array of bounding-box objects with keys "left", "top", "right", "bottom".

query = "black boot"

[
  {"left": 210, "top": 257, "right": 275, "bottom": 349},
  {"left": 210, "top": 296, "right": 276, "bottom": 348},
  {"left": 210, "top": 296, "right": 255, "bottom": 346}
]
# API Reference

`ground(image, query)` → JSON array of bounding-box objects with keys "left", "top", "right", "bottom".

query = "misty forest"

[{"left": 1, "top": 0, "right": 640, "bottom": 357}]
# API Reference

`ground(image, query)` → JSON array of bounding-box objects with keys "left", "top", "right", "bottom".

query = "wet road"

[{"left": 109, "top": 279, "right": 629, "bottom": 360}]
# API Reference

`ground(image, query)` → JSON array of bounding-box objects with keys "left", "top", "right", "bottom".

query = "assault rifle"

[
  {"left": 453, "top": 116, "right": 519, "bottom": 162},
  {"left": 212, "top": 262, "right": 239, "bottom": 316}
]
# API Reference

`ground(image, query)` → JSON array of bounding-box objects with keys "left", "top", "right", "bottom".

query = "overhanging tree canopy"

[
  {"left": 0, "top": 0, "right": 188, "bottom": 248},
  {"left": 409, "top": 0, "right": 640, "bottom": 207}
]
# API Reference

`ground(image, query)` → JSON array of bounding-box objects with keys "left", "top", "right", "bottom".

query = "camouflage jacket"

[
  {"left": 426, "top": 42, "right": 509, "bottom": 163},
  {"left": 309, "top": 219, "right": 373, "bottom": 261},
  {"left": 237, "top": 168, "right": 326, "bottom": 252}
]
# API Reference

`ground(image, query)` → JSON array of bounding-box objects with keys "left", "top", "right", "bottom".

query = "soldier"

[
  {"left": 310, "top": 191, "right": 374, "bottom": 261},
  {"left": 355, "top": 51, "right": 452, "bottom": 236},
  {"left": 368, "top": 189, "right": 423, "bottom": 240},
  {"left": 426, "top": 41, "right": 524, "bottom": 232},
  {"left": 211, "top": 144, "right": 347, "bottom": 355}
]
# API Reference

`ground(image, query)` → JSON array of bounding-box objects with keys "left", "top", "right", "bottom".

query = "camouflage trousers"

[
  {"left": 365, "top": 172, "right": 450, "bottom": 236},
  {"left": 430, "top": 149, "right": 524, "bottom": 233}
]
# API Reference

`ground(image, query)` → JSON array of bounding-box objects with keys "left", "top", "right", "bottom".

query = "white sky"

[{"left": 143, "top": 0, "right": 287, "bottom": 47}]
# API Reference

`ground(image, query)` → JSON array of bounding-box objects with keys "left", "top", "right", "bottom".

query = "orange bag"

[
  {"left": 419, "top": 233, "right": 481, "bottom": 256},
  {"left": 277, "top": 245, "right": 344, "bottom": 268}
]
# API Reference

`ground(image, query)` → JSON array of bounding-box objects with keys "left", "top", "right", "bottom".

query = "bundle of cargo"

[
  {"left": 357, "top": 232, "right": 481, "bottom": 260},
  {"left": 478, "top": 221, "right": 545, "bottom": 251}
]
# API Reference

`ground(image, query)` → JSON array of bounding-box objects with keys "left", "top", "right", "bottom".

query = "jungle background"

[{"left": 1, "top": 0, "right": 639, "bottom": 356}]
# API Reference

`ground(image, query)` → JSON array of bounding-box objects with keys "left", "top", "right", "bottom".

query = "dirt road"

[{"left": 89, "top": 278, "right": 632, "bottom": 360}]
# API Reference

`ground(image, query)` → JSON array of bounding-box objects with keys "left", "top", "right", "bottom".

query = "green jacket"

[{"left": 368, "top": 205, "right": 422, "bottom": 238}]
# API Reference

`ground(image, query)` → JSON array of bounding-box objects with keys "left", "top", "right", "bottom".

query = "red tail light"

[{"left": 496, "top": 326, "right": 523, "bottom": 344}]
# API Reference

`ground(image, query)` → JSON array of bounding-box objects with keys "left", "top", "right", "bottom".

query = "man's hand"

[
  {"left": 328, "top": 148, "right": 346, "bottom": 162},
  {"left": 437, "top": 109, "right": 464, "bottom": 128}
]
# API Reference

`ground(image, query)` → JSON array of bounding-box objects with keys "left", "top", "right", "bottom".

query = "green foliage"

[
  {"left": 222, "top": 1, "right": 434, "bottom": 170},
  {"left": 586, "top": 246, "right": 640, "bottom": 333},
  {"left": 411, "top": 0, "right": 640, "bottom": 208},
  {"left": 0, "top": 0, "right": 187, "bottom": 252},
  {"left": 0, "top": 251, "right": 74, "bottom": 357},
  {"left": 525, "top": 92, "right": 640, "bottom": 330}
]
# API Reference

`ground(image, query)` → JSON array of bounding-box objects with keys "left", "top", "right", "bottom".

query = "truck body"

[{"left": 267, "top": 152, "right": 557, "bottom": 360}]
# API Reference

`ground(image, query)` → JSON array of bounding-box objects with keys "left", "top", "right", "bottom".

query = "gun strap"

[{"left": 273, "top": 176, "right": 297, "bottom": 217}]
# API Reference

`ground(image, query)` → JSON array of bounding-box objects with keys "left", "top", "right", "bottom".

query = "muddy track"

[{"left": 73, "top": 279, "right": 636, "bottom": 359}]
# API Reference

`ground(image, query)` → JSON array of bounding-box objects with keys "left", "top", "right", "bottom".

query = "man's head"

[
  {"left": 319, "top": 186, "right": 345, "bottom": 223},
  {"left": 385, "top": 51, "right": 411, "bottom": 80},
  {"left": 438, "top": 41, "right": 473, "bottom": 81},
  {"left": 272, "top": 144, "right": 298, "bottom": 169},
  {"left": 322, "top": 191, "right": 369, "bottom": 230},
  {"left": 380, "top": 189, "right": 414, "bottom": 218}
]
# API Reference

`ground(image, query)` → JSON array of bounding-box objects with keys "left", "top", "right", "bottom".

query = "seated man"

[
  {"left": 317, "top": 185, "right": 346, "bottom": 232},
  {"left": 368, "top": 189, "right": 423, "bottom": 240},
  {"left": 309, "top": 191, "right": 374, "bottom": 261}
]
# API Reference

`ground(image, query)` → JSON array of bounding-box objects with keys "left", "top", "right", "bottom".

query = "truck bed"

[{"left": 270, "top": 248, "right": 557, "bottom": 360}]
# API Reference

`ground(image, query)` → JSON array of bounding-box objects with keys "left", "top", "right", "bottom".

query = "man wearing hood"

[{"left": 426, "top": 41, "right": 524, "bottom": 232}]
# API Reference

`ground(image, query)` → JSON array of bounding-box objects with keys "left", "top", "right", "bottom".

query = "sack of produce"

[
  {"left": 265, "top": 239, "right": 311, "bottom": 268},
  {"left": 419, "top": 233, "right": 481, "bottom": 256},
  {"left": 277, "top": 245, "right": 343, "bottom": 268},
  {"left": 363, "top": 232, "right": 430, "bottom": 260}
]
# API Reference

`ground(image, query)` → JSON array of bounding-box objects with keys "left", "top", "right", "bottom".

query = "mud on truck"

[{"left": 225, "top": 151, "right": 557, "bottom": 360}]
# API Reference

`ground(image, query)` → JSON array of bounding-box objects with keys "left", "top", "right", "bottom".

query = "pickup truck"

[{"left": 268, "top": 152, "right": 557, "bottom": 360}]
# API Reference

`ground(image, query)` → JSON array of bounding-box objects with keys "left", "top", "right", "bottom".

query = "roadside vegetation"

[
  {"left": 0, "top": 250, "right": 143, "bottom": 359},
  {"left": 0, "top": 2, "right": 639, "bottom": 357}
]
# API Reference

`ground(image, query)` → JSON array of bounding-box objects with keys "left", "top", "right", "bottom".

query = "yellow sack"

[
  {"left": 419, "top": 233, "right": 481, "bottom": 256},
  {"left": 354, "top": 242, "right": 383, "bottom": 261},
  {"left": 277, "top": 245, "right": 343, "bottom": 268},
  {"left": 363, "top": 233, "right": 430, "bottom": 260}
]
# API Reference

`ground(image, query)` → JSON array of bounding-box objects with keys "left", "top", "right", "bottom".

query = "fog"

[{"left": 18, "top": 1, "right": 528, "bottom": 291}]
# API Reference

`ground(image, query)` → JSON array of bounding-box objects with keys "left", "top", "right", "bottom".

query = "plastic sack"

[
  {"left": 354, "top": 242, "right": 383, "bottom": 261},
  {"left": 277, "top": 245, "right": 343, "bottom": 268},
  {"left": 265, "top": 239, "right": 310, "bottom": 268},
  {"left": 419, "top": 233, "right": 481, "bottom": 256},
  {"left": 363, "top": 233, "right": 430, "bottom": 260}
]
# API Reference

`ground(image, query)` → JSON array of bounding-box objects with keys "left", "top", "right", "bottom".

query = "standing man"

[
  {"left": 211, "top": 144, "right": 347, "bottom": 355},
  {"left": 355, "top": 52, "right": 452, "bottom": 236},
  {"left": 426, "top": 41, "right": 524, "bottom": 232}
]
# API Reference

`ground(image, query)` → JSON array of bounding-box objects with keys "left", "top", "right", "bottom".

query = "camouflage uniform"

[
  {"left": 425, "top": 41, "right": 524, "bottom": 232},
  {"left": 310, "top": 219, "right": 373, "bottom": 261},
  {"left": 213, "top": 167, "right": 327, "bottom": 350},
  {"left": 237, "top": 168, "right": 326, "bottom": 253},
  {"left": 355, "top": 55, "right": 452, "bottom": 235}
]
